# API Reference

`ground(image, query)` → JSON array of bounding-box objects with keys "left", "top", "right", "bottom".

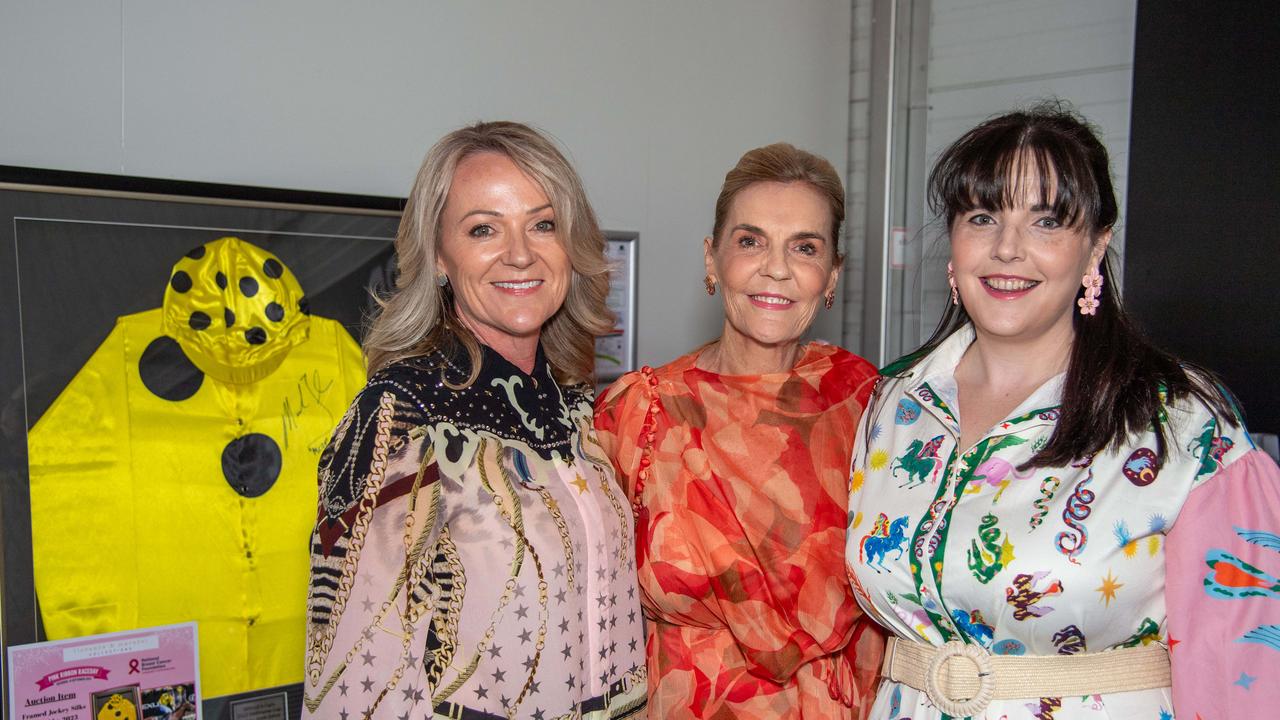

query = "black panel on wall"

[{"left": 1127, "top": 0, "right": 1280, "bottom": 433}]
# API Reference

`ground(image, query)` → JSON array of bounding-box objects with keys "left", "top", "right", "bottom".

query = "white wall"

[{"left": 0, "top": 0, "right": 853, "bottom": 368}]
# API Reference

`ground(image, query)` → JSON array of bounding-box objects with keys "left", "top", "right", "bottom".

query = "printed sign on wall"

[{"left": 8, "top": 622, "right": 200, "bottom": 720}]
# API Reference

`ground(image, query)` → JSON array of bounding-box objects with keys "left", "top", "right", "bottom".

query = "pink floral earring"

[
  {"left": 947, "top": 262, "right": 959, "bottom": 306},
  {"left": 1078, "top": 266, "right": 1104, "bottom": 316}
]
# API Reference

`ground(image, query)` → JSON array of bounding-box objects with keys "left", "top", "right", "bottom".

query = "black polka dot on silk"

[
  {"left": 185, "top": 245, "right": 206, "bottom": 260},
  {"left": 220, "top": 433, "right": 281, "bottom": 498},
  {"left": 170, "top": 271, "right": 192, "bottom": 293},
  {"left": 225, "top": 308, "right": 236, "bottom": 327},
  {"left": 239, "top": 276, "right": 259, "bottom": 297},
  {"left": 139, "top": 336, "right": 203, "bottom": 401},
  {"left": 298, "top": 297, "right": 311, "bottom": 315},
  {"left": 265, "top": 302, "right": 284, "bottom": 322},
  {"left": 245, "top": 326, "right": 267, "bottom": 345},
  {"left": 216, "top": 271, "right": 228, "bottom": 290},
  {"left": 189, "top": 311, "right": 211, "bottom": 330},
  {"left": 263, "top": 258, "right": 283, "bottom": 279}
]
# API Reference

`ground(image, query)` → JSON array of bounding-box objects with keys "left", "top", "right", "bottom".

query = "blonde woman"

[{"left": 303, "top": 122, "right": 646, "bottom": 719}]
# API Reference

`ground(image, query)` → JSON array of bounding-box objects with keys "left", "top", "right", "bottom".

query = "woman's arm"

[{"left": 1166, "top": 448, "right": 1280, "bottom": 718}]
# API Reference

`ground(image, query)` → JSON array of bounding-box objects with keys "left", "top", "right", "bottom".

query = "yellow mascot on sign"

[{"left": 29, "top": 237, "right": 366, "bottom": 697}]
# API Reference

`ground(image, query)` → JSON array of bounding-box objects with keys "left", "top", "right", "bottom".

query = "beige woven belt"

[{"left": 882, "top": 637, "right": 1171, "bottom": 717}]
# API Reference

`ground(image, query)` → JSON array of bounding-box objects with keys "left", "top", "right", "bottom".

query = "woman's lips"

[
  {"left": 492, "top": 279, "right": 543, "bottom": 296},
  {"left": 748, "top": 293, "right": 795, "bottom": 310},
  {"left": 980, "top": 275, "right": 1039, "bottom": 299}
]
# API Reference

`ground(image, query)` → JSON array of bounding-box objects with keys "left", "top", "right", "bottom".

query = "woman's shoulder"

[{"left": 802, "top": 342, "right": 881, "bottom": 402}]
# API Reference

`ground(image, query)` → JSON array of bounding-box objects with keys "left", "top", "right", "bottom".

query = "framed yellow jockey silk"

[{"left": 0, "top": 166, "right": 402, "bottom": 715}]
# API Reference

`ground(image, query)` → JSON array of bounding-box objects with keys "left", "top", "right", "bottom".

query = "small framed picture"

[{"left": 93, "top": 684, "right": 144, "bottom": 720}]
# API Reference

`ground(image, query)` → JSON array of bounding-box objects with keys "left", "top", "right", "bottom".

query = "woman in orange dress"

[{"left": 595, "top": 144, "right": 883, "bottom": 718}]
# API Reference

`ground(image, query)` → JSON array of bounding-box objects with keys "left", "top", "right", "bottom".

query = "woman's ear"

[
  {"left": 1091, "top": 228, "right": 1113, "bottom": 267},
  {"left": 703, "top": 236, "right": 716, "bottom": 281}
]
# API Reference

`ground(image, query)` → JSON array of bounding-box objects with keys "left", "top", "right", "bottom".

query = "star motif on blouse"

[
  {"left": 1235, "top": 672, "right": 1257, "bottom": 690},
  {"left": 558, "top": 618, "right": 570, "bottom": 633},
  {"left": 629, "top": 638, "right": 638, "bottom": 652},
  {"left": 1095, "top": 569, "right": 1123, "bottom": 607},
  {"left": 500, "top": 695, "right": 511, "bottom": 708},
  {"left": 361, "top": 649, "right": 375, "bottom": 666},
  {"left": 555, "top": 588, "right": 568, "bottom": 604},
  {"left": 552, "top": 562, "right": 565, "bottom": 578},
  {"left": 400, "top": 685, "right": 416, "bottom": 702},
  {"left": 571, "top": 475, "right": 590, "bottom": 494},
  {"left": 561, "top": 643, "right": 573, "bottom": 660},
  {"left": 338, "top": 681, "right": 348, "bottom": 696},
  {"left": 486, "top": 644, "right": 503, "bottom": 659},
  {"left": 475, "top": 685, "right": 489, "bottom": 699},
  {"left": 492, "top": 667, "right": 506, "bottom": 683},
  {"left": 533, "top": 709, "right": 545, "bottom": 720},
  {"left": 339, "top": 710, "right": 348, "bottom": 720},
  {"left": 361, "top": 598, "right": 375, "bottom": 612},
  {"left": 529, "top": 680, "right": 541, "bottom": 694},
  {"left": 360, "top": 677, "right": 374, "bottom": 693},
  {"left": 523, "top": 654, "right": 537, "bottom": 671},
  {"left": 519, "top": 628, "right": 533, "bottom": 644},
  {"left": 515, "top": 604, "right": 530, "bottom": 619}
]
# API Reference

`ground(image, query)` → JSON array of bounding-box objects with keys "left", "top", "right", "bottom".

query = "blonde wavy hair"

[{"left": 364, "top": 121, "right": 613, "bottom": 387}]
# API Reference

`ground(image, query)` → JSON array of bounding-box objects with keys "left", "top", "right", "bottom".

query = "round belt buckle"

[{"left": 924, "top": 640, "right": 996, "bottom": 717}]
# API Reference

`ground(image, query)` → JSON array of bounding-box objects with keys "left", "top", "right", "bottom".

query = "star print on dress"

[{"left": 302, "top": 345, "right": 646, "bottom": 719}]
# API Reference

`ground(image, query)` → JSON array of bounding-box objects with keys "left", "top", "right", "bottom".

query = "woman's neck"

[
  {"left": 699, "top": 326, "right": 803, "bottom": 376},
  {"left": 459, "top": 317, "right": 538, "bottom": 374},
  {"left": 959, "top": 321, "right": 1073, "bottom": 397}
]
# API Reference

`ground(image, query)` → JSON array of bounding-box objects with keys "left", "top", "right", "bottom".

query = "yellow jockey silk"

[{"left": 28, "top": 238, "right": 365, "bottom": 697}]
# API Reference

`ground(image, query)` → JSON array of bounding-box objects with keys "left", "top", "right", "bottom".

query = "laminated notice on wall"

[{"left": 7, "top": 623, "right": 200, "bottom": 720}]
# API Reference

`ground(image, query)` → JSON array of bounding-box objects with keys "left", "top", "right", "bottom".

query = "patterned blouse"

[
  {"left": 595, "top": 343, "right": 885, "bottom": 719},
  {"left": 846, "top": 326, "right": 1280, "bottom": 719},
  {"left": 303, "top": 345, "right": 647, "bottom": 720}
]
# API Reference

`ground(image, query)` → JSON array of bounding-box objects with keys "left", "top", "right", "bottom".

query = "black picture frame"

[{"left": 0, "top": 166, "right": 403, "bottom": 717}]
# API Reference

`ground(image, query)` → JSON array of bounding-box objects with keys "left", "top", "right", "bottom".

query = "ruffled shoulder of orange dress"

[{"left": 797, "top": 342, "right": 880, "bottom": 406}]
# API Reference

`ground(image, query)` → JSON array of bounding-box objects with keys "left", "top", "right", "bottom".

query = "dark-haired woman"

[{"left": 845, "top": 104, "right": 1279, "bottom": 719}]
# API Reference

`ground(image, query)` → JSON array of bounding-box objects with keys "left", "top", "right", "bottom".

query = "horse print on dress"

[
  {"left": 950, "top": 608, "right": 994, "bottom": 647},
  {"left": 891, "top": 435, "right": 945, "bottom": 488},
  {"left": 860, "top": 513, "right": 910, "bottom": 573}
]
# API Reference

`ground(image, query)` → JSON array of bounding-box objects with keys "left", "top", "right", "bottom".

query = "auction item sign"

[{"left": 7, "top": 622, "right": 200, "bottom": 720}]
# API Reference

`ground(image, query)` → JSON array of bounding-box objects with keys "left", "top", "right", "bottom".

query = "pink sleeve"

[{"left": 1166, "top": 449, "right": 1280, "bottom": 719}]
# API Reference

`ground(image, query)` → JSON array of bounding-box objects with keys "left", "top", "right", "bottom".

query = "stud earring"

[
  {"left": 1078, "top": 267, "right": 1103, "bottom": 316},
  {"left": 436, "top": 273, "right": 449, "bottom": 287},
  {"left": 947, "top": 262, "right": 959, "bottom": 306},
  {"left": 824, "top": 291, "right": 835, "bottom": 310},
  {"left": 704, "top": 275, "right": 716, "bottom": 296}
]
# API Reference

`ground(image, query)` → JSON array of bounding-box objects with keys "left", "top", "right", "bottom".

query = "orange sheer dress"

[{"left": 595, "top": 343, "right": 884, "bottom": 719}]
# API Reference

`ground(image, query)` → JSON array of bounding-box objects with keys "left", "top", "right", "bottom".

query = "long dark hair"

[{"left": 892, "top": 101, "right": 1238, "bottom": 469}]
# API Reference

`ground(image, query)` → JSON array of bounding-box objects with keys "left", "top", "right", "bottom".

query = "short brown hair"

[{"left": 711, "top": 142, "right": 845, "bottom": 264}]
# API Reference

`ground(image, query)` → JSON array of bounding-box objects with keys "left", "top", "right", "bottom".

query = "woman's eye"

[
  {"left": 967, "top": 213, "right": 995, "bottom": 226},
  {"left": 1035, "top": 216, "right": 1063, "bottom": 230},
  {"left": 794, "top": 242, "right": 818, "bottom": 256},
  {"left": 468, "top": 224, "right": 494, "bottom": 238},
  {"left": 534, "top": 219, "right": 556, "bottom": 233},
  {"left": 737, "top": 235, "right": 759, "bottom": 248}
]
